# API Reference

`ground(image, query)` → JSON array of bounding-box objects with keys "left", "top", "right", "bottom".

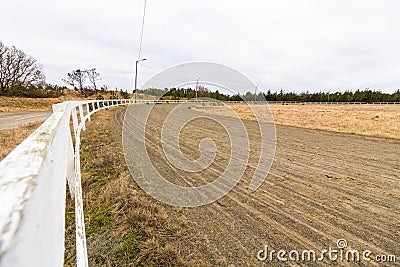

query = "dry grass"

[
  {"left": 270, "top": 104, "right": 400, "bottom": 139},
  {"left": 0, "top": 121, "right": 43, "bottom": 160},
  {"left": 0, "top": 96, "right": 62, "bottom": 112},
  {"left": 64, "top": 108, "right": 206, "bottom": 266},
  {"left": 199, "top": 104, "right": 400, "bottom": 139},
  {"left": 0, "top": 89, "right": 132, "bottom": 112},
  {"left": 0, "top": 89, "right": 88, "bottom": 112}
]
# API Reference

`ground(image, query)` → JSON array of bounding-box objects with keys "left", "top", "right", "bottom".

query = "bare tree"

[
  {"left": 0, "top": 42, "right": 6, "bottom": 91},
  {"left": 63, "top": 68, "right": 101, "bottom": 97},
  {"left": 63, "top": 69, "right": 89, "bottom": 97},
  {"left": 86, "top": 68, "right": 100, "bottom": 91},
  {"left": 0, "top": 41, "right": 45, "bottom": 94}
]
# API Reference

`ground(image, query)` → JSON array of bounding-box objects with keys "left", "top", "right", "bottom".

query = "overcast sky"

[{"left": 2, "top": 0, "right": 399, "bottom": 93}]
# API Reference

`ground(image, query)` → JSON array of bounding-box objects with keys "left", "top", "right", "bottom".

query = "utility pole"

[
  {"left": 195, "top": 78, "right": 200, "bottom": 101},
  {"left": 134, "top": 58, "right": 146, "bottom": 103},
  {"left": 254, "top": 85, "right": 257, "bottom": 102}
]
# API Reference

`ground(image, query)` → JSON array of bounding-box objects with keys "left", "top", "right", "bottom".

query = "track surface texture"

[{"left": 121, "top": 104, "right": 399, "bottom": 266}]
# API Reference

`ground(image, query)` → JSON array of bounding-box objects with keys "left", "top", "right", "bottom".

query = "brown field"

[
  {"left": 0, "top": 121, "right": 43, "bottom": 160},
  {"left": 195, "top": 103, "right": 400, "bottom": 139},
  {"left": 0, "top": 96, "right": 62, "bottom": 112},
  {"left": 0, "top": 89, "right": 133, "bottom": 112}
]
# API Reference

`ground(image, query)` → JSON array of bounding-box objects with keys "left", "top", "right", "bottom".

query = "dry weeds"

[
  {"left": 198, "top": 104, "right": 400, "bottom": 139},
  {"left": 64, "top": 108, "right": 206, "bottom": 266},
  {"left": 0, "top": 96, "right": 60, "bottom": 112},
  {"left": 0, "top": 89, "right": 132, "bottom": 112},
  {"left": 0, "top": 121, "right": 43, "bottom": 160}
]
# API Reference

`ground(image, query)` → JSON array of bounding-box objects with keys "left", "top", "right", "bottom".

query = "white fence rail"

[
  {"left": 1, "top": 98, "right": 399, "bottom": 266},
  {"left": 0, "top": 99, "right": 133, "bottom": 267}
]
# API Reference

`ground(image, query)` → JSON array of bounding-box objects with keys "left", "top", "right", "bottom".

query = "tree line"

[
  {"left": 137, "top": 86, "right": 233, "bottom": 101},
  {"left": 139, "top": 87, "right": 400, "bottom": 103},
  {"left": 261, "top": 89, "right": 400, "bottom": 103},
  {"left": 2, "top": 40, "right": 399, "bottom": 102}
]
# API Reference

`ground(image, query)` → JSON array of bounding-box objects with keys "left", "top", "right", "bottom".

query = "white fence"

[
  {"left": 0, "top": 99, "right": 134, "bottom": 267},
  {"left": 1, "top": 99, "right": 399, "bottom": 266}
]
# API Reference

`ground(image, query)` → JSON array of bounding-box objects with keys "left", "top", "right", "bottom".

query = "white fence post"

[
  {"left": 71, "top": 107, "right": 79, "bottom": 137},
  {"left": 78, "top": 105, "right": 86, "bottom": 131},
  {"left": 86, "top": 103, "right": 91, "bottom": 121}
]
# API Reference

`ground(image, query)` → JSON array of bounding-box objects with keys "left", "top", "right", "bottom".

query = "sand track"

[{"left": 120, "top": 104, "right": 399, "bottom": 266}]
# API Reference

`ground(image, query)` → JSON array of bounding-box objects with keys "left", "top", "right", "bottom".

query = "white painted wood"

[
  {"left": 66, "top": 128, "right": 75, "bottom": 198},
  {"left": 78, "top": 105, "right": 86, "bottom": 131},
  {"left": 0, "top": 100, "right": 133, "bottom": 267},
  {"left": 86, "top": 104, "right": 91, "bottom": 121},
  {"left": 71, "top": 107, "right": 78, "bottom": 137},
  {"left": 0, "top": 108, "right": 68, "bottom": 267}
]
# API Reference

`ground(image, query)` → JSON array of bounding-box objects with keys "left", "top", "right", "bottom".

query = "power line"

[
  {"left": 138, "top": 0, "right": 147, "bottom": 59},
  {"left": 140, "top": 62, "right": 159, "bottom": 73}
]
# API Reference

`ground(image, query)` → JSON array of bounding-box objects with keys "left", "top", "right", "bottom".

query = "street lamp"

[
  {"left": 134, "top": 58, "right": 146, "bottom": 103},
  {"left": 195, "top": 78, "right": 200, "bottom": 101}
]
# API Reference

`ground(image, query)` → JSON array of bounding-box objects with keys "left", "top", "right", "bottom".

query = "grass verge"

[{"left": 64, "top": 108, "right": 208, "bottom": 266}]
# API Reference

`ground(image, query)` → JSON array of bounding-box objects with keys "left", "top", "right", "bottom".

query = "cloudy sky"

[{"left": 2, "top": 0, "right": 399, "bottom": 93}]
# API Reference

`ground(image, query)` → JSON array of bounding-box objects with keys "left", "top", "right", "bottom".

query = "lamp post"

[
  {"left": 134, "top": 58, "right": 146, "bottom": 103},
  {"left": 195, "top": 78, "right": 200, "bottom": 101}
]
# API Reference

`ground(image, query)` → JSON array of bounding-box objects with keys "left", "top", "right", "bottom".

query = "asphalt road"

[{"left": 0, "top": 112, "right": 51, "bottom": 130}]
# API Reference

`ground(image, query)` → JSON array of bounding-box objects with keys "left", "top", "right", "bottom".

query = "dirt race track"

[{"left": 121, "top": 104, "right": 400, "bottom": 266}]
